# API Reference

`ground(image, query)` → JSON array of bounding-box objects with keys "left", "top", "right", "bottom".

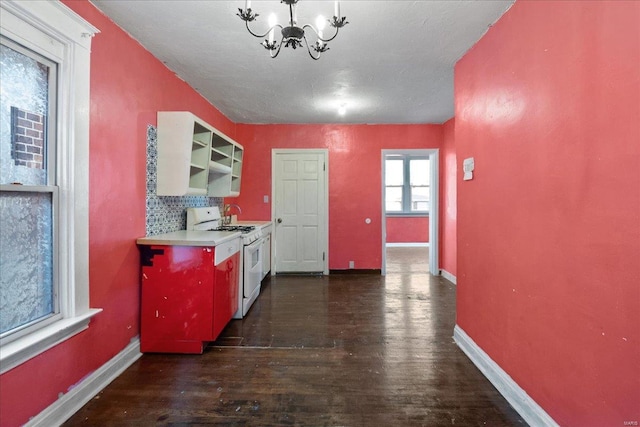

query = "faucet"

[{"left": 223, "top": 204, "right": 241, "bottom": 225}]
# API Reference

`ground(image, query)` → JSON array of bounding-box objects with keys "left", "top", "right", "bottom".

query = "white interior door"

[{"left": 272, "top": 150, "right": 328, "bottom": 274}]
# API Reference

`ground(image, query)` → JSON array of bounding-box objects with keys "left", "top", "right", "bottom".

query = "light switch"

[
  {"left": 463, "top": 157, "right": 475, "bottom": 181},
  {"left": 263, "top": 195, "right": 269, "bottom": 203}
]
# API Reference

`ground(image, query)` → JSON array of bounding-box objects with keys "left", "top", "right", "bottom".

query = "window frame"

[
  {"left": 1, "top": 35, "right": 61, "bottom": 343},
  {"left": 0, "top": 0, "right": 101, "bottom": 374},
  {"left": 385, "top": 154, "right": 430, "bottom": 216}
]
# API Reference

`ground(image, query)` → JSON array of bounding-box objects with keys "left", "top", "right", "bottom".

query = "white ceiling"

[{"left": 91, "top": 0, "right": 514, "bottom": 124}]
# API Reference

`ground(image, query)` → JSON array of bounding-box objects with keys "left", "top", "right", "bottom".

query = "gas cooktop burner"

[{"left": 214, "top": 225, "right": 255, "bottom": 233}]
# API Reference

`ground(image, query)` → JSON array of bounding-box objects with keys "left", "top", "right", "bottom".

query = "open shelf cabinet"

[
  {"left": 156, "top": 111, "right": 243, "bottom": 197},
  {"left": 207, "top": 130, "right": 243, "bottom": 198}
]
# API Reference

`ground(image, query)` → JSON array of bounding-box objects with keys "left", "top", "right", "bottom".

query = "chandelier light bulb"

[
  {"left": 268, "top": 13, "right": 277, "bottom": 28},
  {"left": 268, "top": 13, "right": 277, "bottom": 44},
  {"left": 316, "top": 15, "right": 326, "bottom": 32}
]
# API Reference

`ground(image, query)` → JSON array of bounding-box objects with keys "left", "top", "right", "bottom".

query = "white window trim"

[{"left": 0, "top": 0, "right": 101, "bottom": 374}]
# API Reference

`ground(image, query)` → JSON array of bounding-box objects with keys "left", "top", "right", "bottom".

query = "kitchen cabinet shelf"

[
  {"left": 208, "top": 131, "right": 243, "bottom": 197},
  {"left": 189, "top": 165, "right": 208, "bottom": 192},
  {"left": 156, "top": 111, "right": 243, "bottom": 197},
  {"left": 209, "top": 161, "right": 232, "bottom": 174},
  {"left": 210, "top": 149, "right": 232, "bottom": 167},
  {"left": 211, "top": 135, "right": 234, "bottom": 155}
]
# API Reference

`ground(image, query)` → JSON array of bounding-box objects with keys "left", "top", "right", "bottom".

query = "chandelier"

[{"left": 237, "top": 0, "right": 348, "bottom": 60}]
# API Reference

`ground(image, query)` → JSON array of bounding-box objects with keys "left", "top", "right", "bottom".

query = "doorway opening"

[{"left": 381, "top": 149, "right": 439, "bottom": 276}]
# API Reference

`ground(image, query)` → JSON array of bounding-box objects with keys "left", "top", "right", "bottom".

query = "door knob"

[{"left": 277, "top": 218, "right": 283, "bottom": 224}]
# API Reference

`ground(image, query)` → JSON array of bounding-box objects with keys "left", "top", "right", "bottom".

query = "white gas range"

[{"left": 186, "top": 206, "right": 271, "bottom": 319}]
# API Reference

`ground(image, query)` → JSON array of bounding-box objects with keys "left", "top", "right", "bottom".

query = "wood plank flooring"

[
  {"left": 64, "top": 261, "right": 526, "bottom": 426},
  {"left": 385, "top": 246, "right": 430, "bottom": 273}
]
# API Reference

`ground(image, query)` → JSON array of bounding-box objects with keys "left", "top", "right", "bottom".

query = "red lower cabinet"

[{"left": 139, "top": 243, "right": 239, "bottom": 354}]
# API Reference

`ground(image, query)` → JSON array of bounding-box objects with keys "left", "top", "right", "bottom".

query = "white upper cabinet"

[
  {"left": 156, "top": 112, "right": 243, "bottom": 197},
  {"left": 208, "top": 133, "right": 243, "bottom": 197}
]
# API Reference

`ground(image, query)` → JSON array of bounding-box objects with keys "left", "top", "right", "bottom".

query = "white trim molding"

[
  {"left": 25, "top": 338, "right": 142, "bottom": 427},
  {"left": 440, "top": 269, "right": 457, "bottom": 284},
  {"left": 453, "top": 325, "right": 559, "bottom": 427},
  {"left": 381, "top": 149, "right": 439, "bottom": 276},
  {"left": 385, "top": 242, "right": 430, "bottom": 248},
  {"left": 0, "top": 0, "right": 101, "bottom": 372}
]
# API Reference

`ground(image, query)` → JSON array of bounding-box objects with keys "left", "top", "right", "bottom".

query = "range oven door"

[{"left": 243, "top": 238, "right": 263, "bottom": 299}]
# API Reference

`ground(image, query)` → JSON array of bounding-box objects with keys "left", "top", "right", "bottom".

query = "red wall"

[
  {"left": 386, "top": 217, "right": 429, "bottom": 243},
  {"left": 233, "top": 124, "right": 443, "bottom": 270},
  {"left": 440, "top": 118, "right": 456, "bottom": 277},
  {"left": 455, "top": 1, "right": 640, "bottom": 425},
  {"left": 0, "top": 2, "right": 236, "bottom": 426}
]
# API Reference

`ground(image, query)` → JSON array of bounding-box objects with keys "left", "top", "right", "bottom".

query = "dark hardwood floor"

[{"left": 64, "top": 261, "right": 526, "bottom": 426}]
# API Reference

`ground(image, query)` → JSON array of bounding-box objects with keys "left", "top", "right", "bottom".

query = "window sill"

[
  {"left": 0, "top": 308, "right": 102, "bottom": 374},
  {"left": 385, "top": 212, "right": 430, "bottom": 217}
]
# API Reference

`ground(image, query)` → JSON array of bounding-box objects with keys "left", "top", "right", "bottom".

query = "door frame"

[
  {"left": 271, "top": 149, "right": 330, "bottom": 275},
  {"left": 381, "top": 149, "right": 439, "bottom": 276}
]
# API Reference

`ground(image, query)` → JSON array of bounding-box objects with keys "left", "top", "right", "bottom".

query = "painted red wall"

[
  {"left": 0, "top": 2, "right": 236, "bottom": 426},
  {"left": 233, "top": 124, "right": 443, "bottom": 270},
  {"left": 386, "top": 217, "right": 429, "bottom": 243},
  {"left": 440, "top": 118, "right": 456, "bottom": 277},
  {"left": 455, "top": 1, "right": 640, "bottom": 426}
]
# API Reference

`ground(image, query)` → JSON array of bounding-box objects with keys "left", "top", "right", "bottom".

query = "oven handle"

[{"left": 245, "top": 237, "right": 263, "bottom": 251}]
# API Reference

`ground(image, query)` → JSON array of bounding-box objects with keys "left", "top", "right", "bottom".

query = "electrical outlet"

[{"left": 349, "top": 261, "right": 355, "bottom": 269}]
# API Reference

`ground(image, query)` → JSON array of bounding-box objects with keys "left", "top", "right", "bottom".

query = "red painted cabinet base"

[{"left": 139, "top": 245, "right": 239, "bottom": 354}]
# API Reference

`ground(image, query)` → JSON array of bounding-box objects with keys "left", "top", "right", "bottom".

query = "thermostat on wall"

[{"left": 463, "top": 157, "right": 475, "bottom": 181}]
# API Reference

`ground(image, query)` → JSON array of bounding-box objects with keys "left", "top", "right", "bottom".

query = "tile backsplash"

[{"left": 145, "top": 125, "right": 222, "bottom": 236}]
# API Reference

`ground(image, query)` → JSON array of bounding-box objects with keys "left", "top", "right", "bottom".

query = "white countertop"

[{"left": 136, "top": 230, "right": 241, "bottom": 247}]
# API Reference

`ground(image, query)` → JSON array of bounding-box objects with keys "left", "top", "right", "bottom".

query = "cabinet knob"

[{"left": 277, "top": 218, "right": 283, "bottom": 224}]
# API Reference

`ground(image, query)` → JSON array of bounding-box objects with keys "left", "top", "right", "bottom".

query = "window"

[
  {"left": 1, "top": 38, "right": 60, "bottom": 343},
  {"left": 0, "top": 0, "right": 99, "bottom": 374},
  {"left": 385, "top": 154, "right": 430, "bottom": 214}
]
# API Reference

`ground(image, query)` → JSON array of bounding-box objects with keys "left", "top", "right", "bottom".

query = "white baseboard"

[
  {"left": 385, "top": 242, "right": 429, "bottom": 247},
  {"left": 440, "top": 269, "right": 457, "bottom": 284},
  {"left": 453, "top": 326, "right": 559, "bottom": 427},
  {"left": 26, "top": 337, "right": 142, "bottom": 427}
]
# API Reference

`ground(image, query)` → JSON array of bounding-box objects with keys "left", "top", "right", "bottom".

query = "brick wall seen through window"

[{"left": 11, "top": 106, "right": 44, "bottom": 169}]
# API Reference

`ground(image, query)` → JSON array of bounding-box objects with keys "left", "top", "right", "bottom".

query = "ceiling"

[{"left": 91, "top": 0, "right": 514, "bottom": 124}]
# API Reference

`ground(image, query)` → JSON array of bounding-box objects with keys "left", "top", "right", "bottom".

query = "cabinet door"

[
  {"left": 212, "top": 251, "right": 240, "bottom": 340},
  {"left": 140, "top": 245, "right": 214, "bottom": 353}
]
